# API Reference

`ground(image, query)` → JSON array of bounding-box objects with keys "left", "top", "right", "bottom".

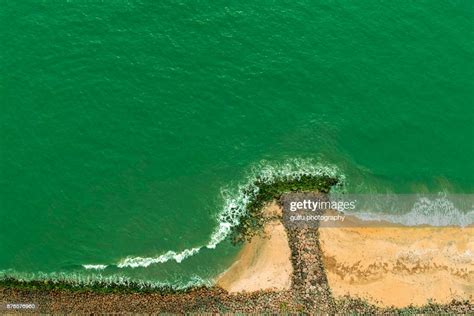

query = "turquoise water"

[{"left": 1, "top": 1, "right": 473, "bottom": 286}]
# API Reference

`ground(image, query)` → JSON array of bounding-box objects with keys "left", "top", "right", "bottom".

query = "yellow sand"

[
  {"left": 216, "top": 202, "right": 473, "bottom": 307},
  {"left": 216, "top": 202, "right": 293, "bottom": 292},
  {"left": 319, "top": 223, "right": 474, "bottom": 307}
]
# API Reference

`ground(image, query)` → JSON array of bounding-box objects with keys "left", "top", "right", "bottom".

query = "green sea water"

[{"left": 1, "top": 1, "right": 473, "bottom": 286}]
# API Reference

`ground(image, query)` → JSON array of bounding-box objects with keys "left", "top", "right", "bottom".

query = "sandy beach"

[
  {"left": 319, "top": 222, "right": 473, "bottom": 307},
  {"left": 218, "top": 202, "right": 473, "bottom": 307},
  {"left": 217, "top": 202, "right": 293, "bottom": 292}
]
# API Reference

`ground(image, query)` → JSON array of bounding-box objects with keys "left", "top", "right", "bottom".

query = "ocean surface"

[{"left": 1, "top": 1, "right": 473, "bottom": 287}]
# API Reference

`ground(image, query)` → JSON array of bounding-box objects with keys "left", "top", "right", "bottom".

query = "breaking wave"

[
  {"left": 82, "top": 264, "right": 107, "bottom": 270},
  {"left": 83, "top": 158, "right": 344, "bottom": 270}
]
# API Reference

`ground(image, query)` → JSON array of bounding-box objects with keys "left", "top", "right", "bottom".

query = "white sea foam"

[
  {"left": 83, "top": 158, "right": 344, "bottom": 269},
  {"left": 206, "top": 159, "right": 344, "bottom": 249},
  {"left": 347, "top": 194, "right": 474, "bottom": 227},
  {"left": 82, "top": 264, "right": 108, "bottom": 270},
  {"left": 117, "top": 247, "right": 202, "bottom": 268}
]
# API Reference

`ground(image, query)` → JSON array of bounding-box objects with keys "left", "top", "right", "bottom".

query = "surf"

[{"left": 83, "top": 158, "right": 345, "bottom": 270}]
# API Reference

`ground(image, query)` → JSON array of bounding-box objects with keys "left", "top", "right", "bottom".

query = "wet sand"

[
  {"left": 217, "top": 202, "right": 293, "bottom": 292},
  {"left": 319, "top": 218, "right": 473, "bottom": 307}
]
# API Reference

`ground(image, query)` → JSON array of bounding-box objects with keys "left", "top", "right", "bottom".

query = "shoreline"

[
  {"left": 220, "top": 199, "right": 473, "bottom": 308},
  {"left": 217, "top": 197, "right": 473, "bottom": 306},
  {"left": 1, "top": 183, "right": 473, "bottom": 313}
]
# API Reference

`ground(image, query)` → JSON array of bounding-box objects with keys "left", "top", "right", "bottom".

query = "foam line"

[
  {"left": 82, "top": 264, "right": 108, "bottom": 270},
  {"left": 117, "top": 247, "right": 202, "bottom": 268},
  {"left": 84, "top": 158, "right": 344, "bottom": 269}
]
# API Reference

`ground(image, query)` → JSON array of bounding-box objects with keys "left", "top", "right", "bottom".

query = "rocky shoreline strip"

[{"left": 1, "top": 189, "right": 473, "bottom": 313}]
